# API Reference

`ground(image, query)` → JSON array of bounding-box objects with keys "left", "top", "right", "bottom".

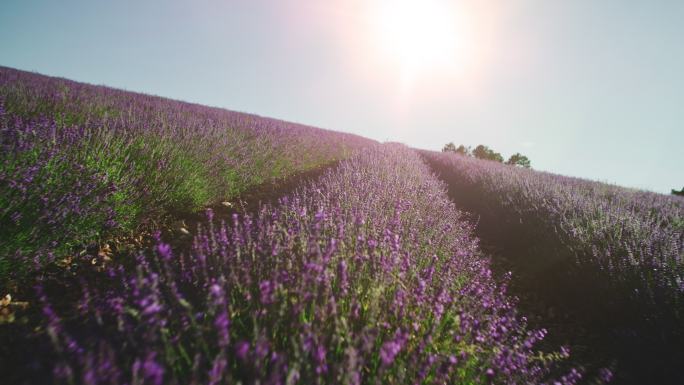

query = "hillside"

[
  {"left": 0, "top": 66, "right": 375, "bottom": 279},
  {"left": 0, "top": 68, "right": 587, "bottom": 385},
  {"left": 1, "top": 68, "right": 683, "bottom": 384}
]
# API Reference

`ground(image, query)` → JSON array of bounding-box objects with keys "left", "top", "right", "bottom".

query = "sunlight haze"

[{"left": 1, "top": 0, "right": 682, "bottom": 193}]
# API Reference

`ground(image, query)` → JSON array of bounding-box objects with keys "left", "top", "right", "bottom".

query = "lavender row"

[
  {"left": 421, "top": 150, "right": 684, "bottom": 315},
  {"left": 0, "top": 66, "right": 372, "bottom": 180},
  {"left": 0, "top": 67, "right": 374, "bottom": 277},
  {"left": 35, "top": 145, "right": 580, "bottom": 384}
]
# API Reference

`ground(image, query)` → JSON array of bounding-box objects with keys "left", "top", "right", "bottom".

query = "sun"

[{"left": 370, "top": 0, "right": 466, "bottom": 80}]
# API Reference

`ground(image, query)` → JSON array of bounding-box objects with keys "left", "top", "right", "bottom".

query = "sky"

[{"left": 1, "top": 0, "right": 682, "bottom": 193}]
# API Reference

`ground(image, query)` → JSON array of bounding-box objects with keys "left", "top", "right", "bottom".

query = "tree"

[
  {"left": 672, "top": 187, "right": 684, "bottom": 196},
  {"left": 472, "top": 145, "right": 503, "bottom": 162},
  {"left": 442, "top": 143, "right": 471, "bottom": 156},
  {"left": 455, "top": 145, "right": 471, "bottom": 156},
  {"left": 506, "top": 153, "right": 531, "bottom": 168},
  {"left": 443, "top": 143, "right": 528, "bottom": 166},
  {"left": 442, "top": 142, "right": 457, "bottom": 153}
]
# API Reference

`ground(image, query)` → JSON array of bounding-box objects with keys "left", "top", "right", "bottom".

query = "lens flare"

[{"left": 369, "top": 0, "right": 471, "bottom": 82}]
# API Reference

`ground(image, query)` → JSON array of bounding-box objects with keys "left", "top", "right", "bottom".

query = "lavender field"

[
  {"left": 0, "top": 68, "right": 682, "bottom": 385},
  {"left": 10, "top": 145, "right": 586, "bottom": 384}
]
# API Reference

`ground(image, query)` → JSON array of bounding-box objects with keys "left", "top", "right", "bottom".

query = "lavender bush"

[
  {"left": 422, "top": 149, "right": 683, "bottom": 383},
  {"left": 0, "top": 108, "right": 118, "bottom": 274},
  {"left": 34, "top": 146, "right": 579, "bottom": 384},
  {"left": 421, "top": 150, "right": 684, "bottom": 310},
  {"left": 0, "top": 66, "right": 374, "bottom": 278}
]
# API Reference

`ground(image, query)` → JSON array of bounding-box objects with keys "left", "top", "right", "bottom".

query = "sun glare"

[{"left": 370, "top": 0, "right": 468, "bottom": 81}]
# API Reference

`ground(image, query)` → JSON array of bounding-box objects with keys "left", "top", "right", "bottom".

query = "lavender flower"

[{"left": 19, "top": 144, "right": 578, "bottom": 384}]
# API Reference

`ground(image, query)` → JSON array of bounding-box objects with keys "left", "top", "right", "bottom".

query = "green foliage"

[
  {"left": 455, "top": 145, "right": 471, "bottom": 156},
  {"left": 0, "top": 144, "right": 115, "bottom": 276},
  {"left": 472, "top": 145, "right": 503, "bottom": 163},
  {"left": 506, "top": 152, "right": 532, "bottom": 168},
  {"left": 442, "top": 142, "right": 457, "bottom": 153},
  {"left": 672, "top": 187, "right": 684, "bottom": 197},
  {"left": 80, "top": 132, "right": 214, "bottom": 220},
  {"left": 442, "top": 143, "right": 531, "bottom": 167},
  {"left": 442, "top": 142, "right": 471, "bottom": 156}
]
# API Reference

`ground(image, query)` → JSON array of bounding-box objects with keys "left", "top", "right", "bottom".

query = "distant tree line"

[
  {"left": 672, "top": 187, "right": 684, "bottom": 196},
  {"left": 442, "top": 142, "right": 531, "bottom": 168}
]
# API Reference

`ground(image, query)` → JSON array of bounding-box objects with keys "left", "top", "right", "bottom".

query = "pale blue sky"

[{"left": 1, "top": 0, "right": 682, "bottom": 193}]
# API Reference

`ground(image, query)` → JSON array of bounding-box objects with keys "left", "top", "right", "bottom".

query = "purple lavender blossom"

[{"left": 25, "top": 144, "right": 577, "bottom": 384}]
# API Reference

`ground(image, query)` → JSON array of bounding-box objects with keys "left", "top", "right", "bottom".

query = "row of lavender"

[
  {"left": 0, "top": 66, "right": 374, "bottom": 278},
  {"left": 0, "top": 66, "right": 369, "bottom": 179},
  {"left": 25, "top": 146, "right": 581, "bottom": 384},
  {"left": 421, "top": 150, "right": 684, "bottom": 312},
  {"left": 421, "top": 150, "right": 684, "bottom": 383}
]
